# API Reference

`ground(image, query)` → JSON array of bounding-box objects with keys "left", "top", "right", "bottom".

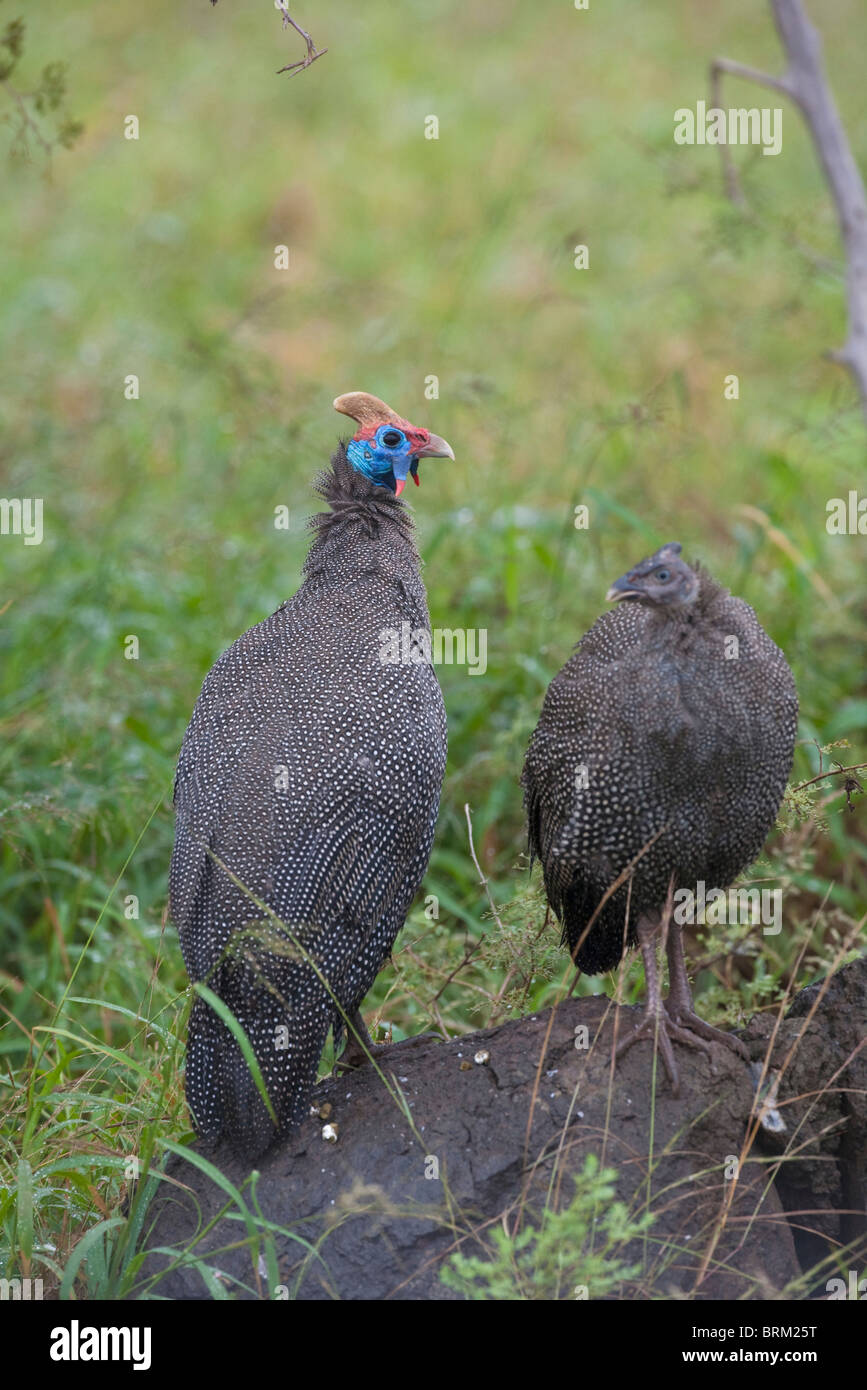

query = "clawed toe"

[
  {"left": 613, "top": 1003, "right": 745, "bottom": 1094},
  {"left": 336, "top": 1023, "right": 438, "bottom": 1073},
  {"left": 615, "top": 1009, "right": 682, "bottom": 1093},
  {"left": 335, "top": 1039, "right": 387, "bottom": 1072},
  {"left": 665, "top": 1005, "right": 749, "bottom": 1062}
]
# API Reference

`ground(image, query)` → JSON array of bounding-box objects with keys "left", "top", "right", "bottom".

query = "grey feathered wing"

[{"left": 171, "top": 576, "right": 445, "bottom": 1158}]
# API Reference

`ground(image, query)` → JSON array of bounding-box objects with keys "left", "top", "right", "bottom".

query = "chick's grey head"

[{"left": 605, "top": 542, "right": 700, "bottom": 608}]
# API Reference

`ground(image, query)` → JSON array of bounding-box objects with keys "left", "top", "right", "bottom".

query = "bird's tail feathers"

[{"left": 186, "top": 911, "right": 361, "bottom": 1160}]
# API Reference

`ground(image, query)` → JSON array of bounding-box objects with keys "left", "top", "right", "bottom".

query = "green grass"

[{"left": 1, "top": 0, "right": 865, "bottom": 1297}]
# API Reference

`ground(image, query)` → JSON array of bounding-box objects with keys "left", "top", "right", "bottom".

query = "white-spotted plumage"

[
  {"left": 170, "top": 447, "right": 447, "bottom": 1159},
  {"left": 522, "top": 556, "right": 798, "bottom": 973}
]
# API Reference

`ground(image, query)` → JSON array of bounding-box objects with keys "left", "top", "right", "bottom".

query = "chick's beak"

[
  {"left": 605, "top": 575, "right": 641, "bottom": 603},
  {"left": 414, "top": 432, "right": 455, "bottom": 461}
]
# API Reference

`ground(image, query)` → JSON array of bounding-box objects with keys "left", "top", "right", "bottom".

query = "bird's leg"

[
  {"left": 615, "top": 912, "right": 726, "bottom": 1094},
  {"left": 615, "top": 913, "right": 682, "bottom": 1091},
  {"left": 664, "top": 924, "right": 749, "bottom": 1061},
  {"left": 336, "top": 1008, "right": 387, "bottom": 1070},
  {"left": 337, "top": 1009, "right": 439, "bottom": 1072}
]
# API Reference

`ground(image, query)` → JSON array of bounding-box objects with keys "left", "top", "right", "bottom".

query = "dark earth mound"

[{"left": 136, "top": 959, "right": 866, "bottom": 1300}]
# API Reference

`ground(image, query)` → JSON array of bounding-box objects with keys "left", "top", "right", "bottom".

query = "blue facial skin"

[{"left": 346, "top": 425, "right": 418, "bottom": 493}]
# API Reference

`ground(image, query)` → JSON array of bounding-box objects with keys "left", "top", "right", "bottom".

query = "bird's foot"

[
  {"left": 664, "top": 1002, "right": 749, "bottom": 1062},
  {"left": 335, "top": 1041, "right": 386, "bottom": 1072},
  {"left": 615, "top": 1005, "right": 719, "bottom": 1095},
  {"left": 336, "top": 1034, "right": 389, "bottom": 1072},
  {"left": 335, "top": 1010, "right": 385, "bottom": 1072},
  {"left": 336, "top": 1026, "right": 437, "bottom": 1073}
]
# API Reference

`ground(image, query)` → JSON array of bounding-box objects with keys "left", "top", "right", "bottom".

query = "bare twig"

[
  {"left": 791, "top": 760, "right": 867, "bottom": 796},
  {"left": 709, "top": 57, "right": 792, "bottom": 207},
  {"left": 711, "top": 0, "right": 867, "bottom": 422},
  {"left": 463, "top": 803, "right": 507, "bottom": 936},
  {"left": 788, "top": 759, "right": 866, "bottom": 816},
  {"left": 428, "top": 939, "right": 485, "bottom": 1006},
  {"left": 209, "top": 0, "right": 327, "bottom": 77},
  {"left": 274, "top": 2, "right": 327, "bottom": 76}
]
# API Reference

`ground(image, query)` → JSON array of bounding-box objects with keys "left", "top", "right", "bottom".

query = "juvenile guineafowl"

[
  {"left": 522, "top": 542, "right": 798, "bottom": 1086},
  {"left": 170, "top": 392, "right": 454, "bottom": 1159}
]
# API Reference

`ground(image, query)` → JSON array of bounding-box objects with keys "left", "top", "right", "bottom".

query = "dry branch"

[
  {"left": 712, "top": 0, "right": 867, "bottom": 422},
  {"left": 209, "top": 1, "right": 327, "bottom": 77}
]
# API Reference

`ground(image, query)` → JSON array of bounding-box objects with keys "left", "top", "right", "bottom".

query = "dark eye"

[
  {"left": 382, "top": 430, "right": 402, "bottom": 447},
  {"left": 655, "top": 568, "right": 670, "bottom": 582}
]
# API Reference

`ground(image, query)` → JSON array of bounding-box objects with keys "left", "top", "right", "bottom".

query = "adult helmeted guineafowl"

[
  {"left": 170, "top": 392, "right": 454, "bottom": 1159},
  {"left": 522, "top": 542, "right": 798, "bottom": 1087}
]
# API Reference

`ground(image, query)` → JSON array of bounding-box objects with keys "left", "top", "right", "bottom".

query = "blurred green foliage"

[
  {"left": 0, "top": 6, "right": 83, "bottom": 158},
  {"left": 0, "top": 0, "right": 865, "bottom": 1292}
]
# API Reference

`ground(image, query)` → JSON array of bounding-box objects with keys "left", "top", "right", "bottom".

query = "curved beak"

[
  {"left": 414, "top": 432, "right": 454, "bottom": 461},
  {"left": 394, "top": 432, "right": 454, "bottom": 497},
  {"left": 605, "top": 574, "right": 641, "bottom": 603}
]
